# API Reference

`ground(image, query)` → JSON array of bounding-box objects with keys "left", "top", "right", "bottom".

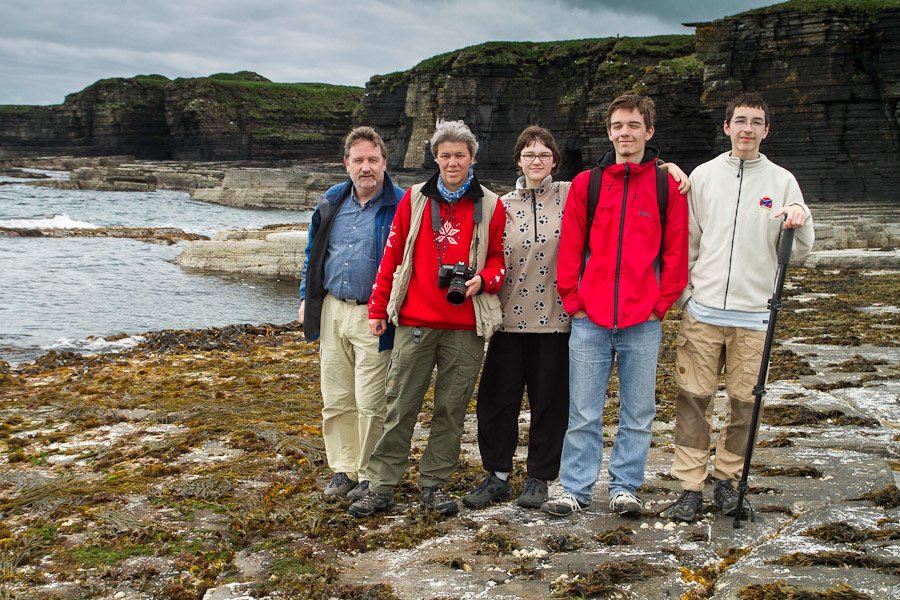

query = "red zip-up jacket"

[
  {"left": 557, "top": 149, "right": 688, "bottom": 329},
  {"left": 368, "top": 174, "right": 506, "bottom": 330}
]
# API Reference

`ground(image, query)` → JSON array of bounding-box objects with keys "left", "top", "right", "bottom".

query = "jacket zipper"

[
  {"left": 530, "top": 189, "right": 538, "bottom": 242},
  {"left": 723, "top": 159, "right": 745, "bottom": 309},
  {"left": 613, "top": 165, "right": 630, "bottom": 332}
]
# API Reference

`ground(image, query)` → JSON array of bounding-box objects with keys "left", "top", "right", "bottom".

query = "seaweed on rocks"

[
  {"left": 756, "top": 465, "right": 824, "bottom": 478},
  {"left": 802, "top": 521, "right": 900, "bottom": 543},
  {"left": 550, "top": 559, "right": 666, "bottom": 598},
  {"left": 850, "top": 484, "right": 900, "bottom": 509},
  {"left": 830, "top": 355, "right": 886, "bottom": 373},
  {"left": 545, "top": 533, "right": 583, "bottom": 552},
  {"left": 593, "top": 526, "right": 635, "bottom": 546},
  {"left": 762, "top": 405, "right": 879, "bottom": 428},
  {"left": 771, "top": 551, "right": 900, "bottom": 576},
  {"left": 475, "top": 527, "right": 520, "bottom": 556},
  {"left": 738, "top": 581, "right": 871, "bottom": 600}
]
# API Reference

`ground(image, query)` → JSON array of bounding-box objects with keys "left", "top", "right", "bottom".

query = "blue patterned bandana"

[{"left": 437, "top": 167, "right": 474, "bottom": 201}]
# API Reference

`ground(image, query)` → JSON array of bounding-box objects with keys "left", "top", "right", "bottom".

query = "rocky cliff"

[
  {"left": 361, "top": 0, "right": 899, "bottom": 200},
  {"left": 0, "top": 72, "right": 362, "bottom": 161}
]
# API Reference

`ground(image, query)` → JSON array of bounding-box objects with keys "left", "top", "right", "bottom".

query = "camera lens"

[{"left": 446, "top": 276, "right": 467, "bottom": 305}]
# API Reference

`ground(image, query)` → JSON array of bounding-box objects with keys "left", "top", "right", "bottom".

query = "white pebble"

[
  {"left": 640, "top": 522, "right": 650, "bottom": 529},
  {"left": 654, "top": 522, "right": 665, "bottom": 530}
]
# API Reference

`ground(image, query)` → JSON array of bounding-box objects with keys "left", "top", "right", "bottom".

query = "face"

[
  {"left": 518, "top": 141, "right": 556, "bottom": 186},
  {"left": 434, "top": 141, "right": 473, "bottom": 191},
  {"left": 607, "top": 108, "right": 654, "bottom": 163},
  {"left": 724, "top": 106, "right": 769, "bottom": 159},
  {"left": 344, "top": 140, "right": 387, "bottom": 198}
]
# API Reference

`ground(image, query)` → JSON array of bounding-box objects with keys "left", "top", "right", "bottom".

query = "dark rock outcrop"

[
  {"left": 359, "top": 1, "right": 899, "bottom": 200},
  {"left": 0, "top": 72, "right": 362, "bottom": 161}
]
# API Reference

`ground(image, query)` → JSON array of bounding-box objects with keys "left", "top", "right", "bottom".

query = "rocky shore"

[{"left": 0, "top": 265, "right": 897, "bottom": 599}]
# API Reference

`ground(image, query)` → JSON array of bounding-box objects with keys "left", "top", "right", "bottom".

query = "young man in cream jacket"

[{"left": 663, "top": 92, "right": 815, "bottom": 522}]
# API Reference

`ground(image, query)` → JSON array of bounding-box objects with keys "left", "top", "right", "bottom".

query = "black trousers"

[{"left": 476, "top": 331, "right": 570, "bottom": 481}]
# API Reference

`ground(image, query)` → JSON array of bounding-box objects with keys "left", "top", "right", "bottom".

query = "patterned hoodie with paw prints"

[{"left": 498, "top": 175, "right": 571, "bottom": 333}]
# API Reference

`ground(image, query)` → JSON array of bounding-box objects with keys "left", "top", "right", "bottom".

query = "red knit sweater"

[{"left": 369, "top": 188, "right": 506, "bottom": 330}]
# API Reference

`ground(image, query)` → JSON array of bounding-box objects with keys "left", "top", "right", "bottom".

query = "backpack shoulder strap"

[
  {"left": 579, "top": 166, "right": 603, "bottom": 280},
  {"left": 656, "top": 165, "right": 668, "bottom": 271}
]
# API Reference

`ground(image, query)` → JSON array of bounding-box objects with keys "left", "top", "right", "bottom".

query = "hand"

[
  {"left": 774, "top": 204, "right": 807, "bottom": 229},
  {"left": 572, "top": 310, "right": 587, "bottom": 319},
  {"left": 660, "top": 161, "right": 691, "bottom": 194},
  {"left": 648, "top": 313, "right": 659, "bottom": 321},
  {"left": 369, "top": 318, "right": 387, "bottom": 336},
  {"left": 298, "top": 300, "right": 305, "bottom": 324},
  {"left": 464, "top": 276, "right": 483, "bottom": 298}
]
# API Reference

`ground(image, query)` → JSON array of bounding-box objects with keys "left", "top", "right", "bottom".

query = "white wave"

[
  {"left": 0, "top": 214, "right": 99, "bottom": 229},
  {"left": 45, "top": 335, "right": 146, "bottom": 355}
]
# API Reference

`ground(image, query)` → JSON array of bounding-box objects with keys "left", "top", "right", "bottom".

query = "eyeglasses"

[
  {"left": 731, "top": 117, "right": 766, "bottom": 129},
  {"left": 520, "top": 152, "right": 554, "bottom": 163}
]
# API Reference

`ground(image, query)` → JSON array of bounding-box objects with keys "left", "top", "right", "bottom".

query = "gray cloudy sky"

[{"left": 2, "top": 0, "right": 778, "bottom": 105}]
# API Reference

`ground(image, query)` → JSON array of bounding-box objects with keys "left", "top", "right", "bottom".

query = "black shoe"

[
  {"left": 420, "top": 485, "right": 459, "bottom": 516},
  {"left": 324, "top": 472, "right": 357, "bottom": 498},
  {"left": 348, "top": 491, "right": 394, "bottom": 518},
  {"left": 713, "top": 479, "right": 750, "bottom": 516},
  {"left": 661, "top": 490, "right": 704, "bottom": 522},
  {"left": 516, "top": 477, "right": 549, "bottom": 509},
  {"left": 346, "top": 480, "right": 369, "bottom": 501},
  {"left": 462, "top": 473, "right": 512, "bottom": 508}
]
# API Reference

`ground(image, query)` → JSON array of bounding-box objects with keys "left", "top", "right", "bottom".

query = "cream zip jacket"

[{"left": 679, "top": 152, "right": 814, "bottom": 313}]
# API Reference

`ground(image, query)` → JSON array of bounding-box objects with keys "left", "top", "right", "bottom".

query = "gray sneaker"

[
  {"left": 324, "top": 472, "right": 357, "bottom": 498},
  {"left": 661, "top": 490, "right": 704, "bottom": 522},
  {"left": 463, "top": 473, "right": 512, "bottom": 508},
  {"left": 540, "top": 493, "right": 590, "bottom": 517},
  {"left": 420, "top": 485, "right": 459, "bottom": 516},
  {"left": 516, "top": 477, "right": 549, "bottom": 509},
  {"left": 346, "top": 480, "right": 369, "bottom": 501},
  {"left": 348, "top": 490, "right": 394, "bottom": 518},
  {"left": 609, "top": 490, "right": 644, "bottom": 516},
  {"left": 713, "top": 478, "right": 750, "bottom": 516}
]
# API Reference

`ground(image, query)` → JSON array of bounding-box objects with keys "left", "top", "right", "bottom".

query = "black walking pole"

[{"left": 733, "top": 226, "right": 796, "bottom": 528}]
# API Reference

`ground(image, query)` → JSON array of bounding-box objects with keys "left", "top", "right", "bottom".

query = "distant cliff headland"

[{"left": 1, "top": 0, "right": 898, "bottom": 201}]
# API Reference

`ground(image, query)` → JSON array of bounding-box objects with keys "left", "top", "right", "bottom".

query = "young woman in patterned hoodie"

[{"left": 464, "top": 126, "right": 690, "bottom": 510}]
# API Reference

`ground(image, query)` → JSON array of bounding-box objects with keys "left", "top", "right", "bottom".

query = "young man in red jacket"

[{"left": 542, "top": 94, "right": 688, "bottom": 517}]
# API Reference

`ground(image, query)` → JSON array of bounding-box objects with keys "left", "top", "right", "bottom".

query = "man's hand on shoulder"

[
  {"left": 298, "top": 300, "right": 305, "bottom": 324},
  {"left": 660, "top": 161, "right": 691, "bottom": 194},
  {"left": 774, "top": 204, "right": 808, "bottom": 229}
]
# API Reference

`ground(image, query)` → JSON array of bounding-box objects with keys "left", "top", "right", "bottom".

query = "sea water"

[{"left": 0, "top": 171, "right": 312, "bottom": 363}]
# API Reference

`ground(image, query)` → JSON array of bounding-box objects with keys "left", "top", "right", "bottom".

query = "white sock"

[{"left": 494, "top": 471, "right": 509, "bottom": 481}]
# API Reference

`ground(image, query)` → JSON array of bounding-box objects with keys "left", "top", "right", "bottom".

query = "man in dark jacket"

[{"left": 299, "top": 126, "right": 405, "bottom": 500}]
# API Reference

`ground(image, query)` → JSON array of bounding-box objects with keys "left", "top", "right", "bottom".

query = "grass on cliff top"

[
  {"left": 738, "top": 0, "right": 900, "bottom": 17},
  {"left": 409, "top": 34, "right": 694, "bottom": 74},
  {"left": 171, "top": 77, "right": 364, "bottom": 120}
]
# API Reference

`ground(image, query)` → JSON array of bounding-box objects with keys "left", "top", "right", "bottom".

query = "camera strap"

[{"left": 430, "top": 196, "right": 482, "bottom": 267}]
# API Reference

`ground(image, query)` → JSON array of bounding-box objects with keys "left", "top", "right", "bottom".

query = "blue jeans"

[{"left": 559, "top": 317, "right": 662, "bottom": 504}]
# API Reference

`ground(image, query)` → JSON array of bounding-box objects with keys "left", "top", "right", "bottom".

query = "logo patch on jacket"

[{"left": 759, "top": 197, "right": 773, "bottom": 209}]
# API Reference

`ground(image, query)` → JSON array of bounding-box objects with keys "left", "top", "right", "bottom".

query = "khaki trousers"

[
  {"left": 367, "top": 326, "right": 485, "bottom": 494},
  {"left": 671, "top": 312, "right": 766, "bottom": 490},
  {"left": 319, "top": 294, "right": 390, "bottom": 481}
]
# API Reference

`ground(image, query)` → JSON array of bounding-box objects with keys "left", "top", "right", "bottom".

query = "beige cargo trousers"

[{"left": 671, "top": 312, "right": 766, "bottom": 490}]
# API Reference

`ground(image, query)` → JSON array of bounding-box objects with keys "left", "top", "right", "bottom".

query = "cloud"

[{"left": 0, "top": 0, "right": 776, "bottom": 105}]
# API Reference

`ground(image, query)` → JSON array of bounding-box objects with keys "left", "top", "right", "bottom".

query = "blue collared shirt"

[{"left": 323, "top": 186, "right": 384, "bottom": 302}]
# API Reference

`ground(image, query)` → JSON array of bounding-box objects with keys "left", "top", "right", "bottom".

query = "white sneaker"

[
  {"left": 609, "top": 490, "right": 644, "bottom": 516},
  {"left": 540, "top": 492, "right": 590, "bottom": 516}
]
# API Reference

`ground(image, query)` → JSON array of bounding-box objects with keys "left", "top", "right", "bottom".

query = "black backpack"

[{"left": 579, "top": 165, "right": 669, "bottom": 279}]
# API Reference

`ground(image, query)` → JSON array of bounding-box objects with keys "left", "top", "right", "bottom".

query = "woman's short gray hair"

[{"left": 430, "top": 119, "right": 479, "bottom": 160}]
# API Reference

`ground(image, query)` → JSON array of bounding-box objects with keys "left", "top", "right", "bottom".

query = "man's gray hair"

[{"left": 429, "top": 119, "right": 479, "bottom": 160}]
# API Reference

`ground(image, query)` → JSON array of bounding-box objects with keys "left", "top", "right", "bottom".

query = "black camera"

[{"left": 437, "top": 261, "right": 476, "bottom": 305}]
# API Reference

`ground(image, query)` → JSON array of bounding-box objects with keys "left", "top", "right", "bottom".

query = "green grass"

[
  {"left": 740, "top": 0, "right": 900, "bottom": 16},
  {"left": 68, "top": 542, "right": 156, "bottom": 566}
]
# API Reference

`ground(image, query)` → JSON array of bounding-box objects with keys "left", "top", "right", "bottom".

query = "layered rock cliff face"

[
  {"left": 362, "top": 1, "right": 900, "bottom": 200},
  {"left": 0, "top": 73, "right": 362, "bottom": 161},
  {"left": 694, "top": 2, "right": 900, "bottom": 201},
  {"left": 361, "top": 36, "right": 707, "bottom": 182}
]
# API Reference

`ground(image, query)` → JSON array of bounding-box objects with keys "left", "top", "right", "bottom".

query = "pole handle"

[{"left": 778, "top": 227, "right": 795, "bottom": 265}]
